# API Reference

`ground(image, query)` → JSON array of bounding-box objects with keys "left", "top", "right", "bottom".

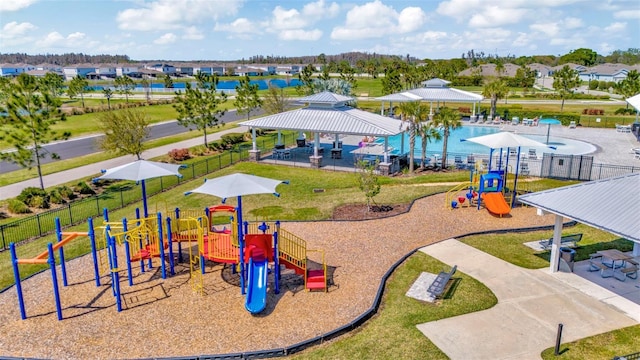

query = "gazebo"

[
  {"left": 376, "top": 78, "right": 484, "bottom": 118},
  {"left": 518, "top": 173, "right": 640, "bottom": 273},
  {"left": 239, "top": 91, "right": 406, "bottom": 174}
]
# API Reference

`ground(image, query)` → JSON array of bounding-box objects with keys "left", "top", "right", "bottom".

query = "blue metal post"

[
  {"left": 10, "top": 243, "right": 26, "bottom": 320},
  {"left": 48, "top": 243, "right": 63, "bottom": 321},
  {"left": 109, "top": 233, "right": 122, "bottom": 312},
  {"left": 166, "top": 217, "right": 175, "bottom": 276},
  {"left": 237, "top": 196, "right": 245, "bottom": 295},
  {"left": 88, "top": 218, "right": 101, "bottom": 287},
  {"left": 157, "top": 213, "right": 166, "bottom": 279},
  {"left": 141, "top": 179, "right": 149, "bottom": 218},
  {"left": 54, "top": 218, "right": 68, "bottom": 287},
  {"left": 122, "top": 218, "right": 134, "bottom": 286},
  {"left": 103, "top": 208, "right": 109, "bottom": 222},
  {"left": 105, "top": 226, "right": 116, "bottom": 297},
  {"left": 512, "top": 147, "right": 522, "bottom": 208}
]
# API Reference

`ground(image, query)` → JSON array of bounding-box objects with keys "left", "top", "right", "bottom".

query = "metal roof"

[
  {"left": 239, "top": 105, "right": 405, "bottom": 136},
  {"left": 518, "top": 173, "right": 640, "bottom": 243},
  {"left": 296, "top": 91, "right": 354, "bottom": 104},
  {"left": 375, "top": 84, "right": 483, "bottom": 103}
]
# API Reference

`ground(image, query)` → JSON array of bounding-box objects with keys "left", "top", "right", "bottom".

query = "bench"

[
  {"left": 539, "top": 233, "right": 583, "bottom": 250},
  {"left": 587, "top": 254, "right": 613, "bottom": 278},
  {"left": 427, "top": 265, "right": 457, "bottom": 299},
  {"left": 614, "top": 259, "right": 639, "bottom": 282}
]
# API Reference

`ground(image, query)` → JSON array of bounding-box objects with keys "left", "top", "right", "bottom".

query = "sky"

[{"left": 1, "top": 0, "right": 639, "bottom": 62}]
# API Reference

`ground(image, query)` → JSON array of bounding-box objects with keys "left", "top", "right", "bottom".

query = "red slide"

[{"left": 482, "top": 192, "right": 510, "bottom": 216}]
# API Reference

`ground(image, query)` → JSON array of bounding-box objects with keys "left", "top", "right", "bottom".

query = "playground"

[{"left": 0, "top": 193, "right": 559, "bottom": 359}]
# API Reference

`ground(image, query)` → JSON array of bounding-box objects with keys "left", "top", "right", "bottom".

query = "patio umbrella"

[
  {"left": 185, "top": 173, "right": 287, "bottom": 294},
  {"left": 462, "top": 131, "right": 552, "bottom": 207},
  {"left": 538, "top": 118, "right": 562, "bottom": 144},
  {"left": 95, "top": 159, "right": 183, "bottom": 217}
]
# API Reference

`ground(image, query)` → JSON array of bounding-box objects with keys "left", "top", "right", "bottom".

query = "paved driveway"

[{"left": 417, "top": 239, "right": 638, "bottom": 360}]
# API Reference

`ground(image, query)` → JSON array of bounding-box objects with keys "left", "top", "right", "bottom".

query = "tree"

[
  {"left": 114, "top": 75, "right": 134, "bottom": 103},
  {"left": 97, "top": 108, "right": 150, "bottom": 160},
  {"left": 312, "top": 78, "right": 352, "bottom": 96},
  {"left": 552, "top": 65, "right": 581, "bottom": 111},
  {"left": 164, "top": 74, "right": 174, "bottom": 89},
  {"left": 67, "top": 75, "right": 88, "bottom": 108},
  {"left": 356, "top": 159, "right": 381, "bottom": 212},
  {"left": 396, "top": 101, "right": 430, "bottom": 173},
  {"left": 173, "top": 73, "right": 227, "bottom": 146},
  {"left": 0, "top": 73, "right": 69, "bottom": 189},
  {"left": 514, "top": 65, "right": 536, "bottom": 92},
  {"left": 381, "top": 67, "right": 403, "bottom": 94},
  {"left": 297, "top": 64, "right": 315, "bottom": 95},
  {"left": 39, "top": 73, "right": 65, "bottom": 99},
  {"left": 560, "top": 48, "right": 598, "bottom": 66},
  {"left": 262, "top": 83, "right": 289, "bottom": 115},
  {"left": 432, "top": 107, "right": 461, "bottom": 168},
  {"left": 615, "top": 70, "right": 640, "bottom": 108},
  {"left": 140, "top": 77, "right": 152, "bottom": 101},
  {"left": 418, "top": 122, "right": 442, "bottom": 170},
  {"left": 234, "top": 75, "right": 262, "bottom": 121},
  {"left": 103, "top": 88, "right": 113, "bottom": 109},
  {"left": 482, "top": 77, "right": 509, "bottom": 119}
]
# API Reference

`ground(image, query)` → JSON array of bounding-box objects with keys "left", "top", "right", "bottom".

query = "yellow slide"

[{"left": 482, "top": 192, "right": 510, "bottom": 216}]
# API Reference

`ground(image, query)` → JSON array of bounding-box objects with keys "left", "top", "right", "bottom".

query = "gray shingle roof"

[{"left": 518, "top": 173, "right": 640, "bottom": 242}]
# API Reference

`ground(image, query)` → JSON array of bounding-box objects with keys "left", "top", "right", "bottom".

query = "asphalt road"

[{"left": 0, "top": 108, "right": 259, "bottom": 174}]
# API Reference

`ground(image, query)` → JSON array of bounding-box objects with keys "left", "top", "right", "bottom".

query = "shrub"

[
  {"left": 17, "top": 187, "right": 50, "bottom": 208},
  {"left": 8, "top": 199, "right": 31, "bottom": 214},
  {"left": 615, "top": 108, "right": 636, "bottom": 115},
  {"left": 208, "top": 140, "right": 226, "bottom": 151},
  {"left": 582, "top": 108, "right": 604, "bottom": 115},
  {"left": 74, "top": 181, "right": 96, "bottom": 195},
  {"left": 221, "top": 133, "right": 245, "bottom": 147},
  {"left": 49, "top": 189, "right": 66, "bottom": 204},
  {"left": 168, "top": 148, "right": 191, "bottom": 161}
]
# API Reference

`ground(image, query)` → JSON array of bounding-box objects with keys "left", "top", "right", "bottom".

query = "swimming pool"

[{"left": 376, "top": 126, "right": 596, "bottom": 157}]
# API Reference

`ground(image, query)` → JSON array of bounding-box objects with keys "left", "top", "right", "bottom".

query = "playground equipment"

[
  {"left": 10, "top": 218, "right": 101, "bottom": 321},
  {"left": 477, "top": 172, "right": 511, "bottom": 216}
]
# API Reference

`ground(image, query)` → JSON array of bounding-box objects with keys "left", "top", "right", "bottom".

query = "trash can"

[{"left": 559, "top": 247, "right": 576, "bottom": 272}]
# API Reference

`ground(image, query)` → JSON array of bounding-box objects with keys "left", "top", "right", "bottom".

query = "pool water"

[{"left": 377, "top": 126, "right": 596, "bottom": 157}]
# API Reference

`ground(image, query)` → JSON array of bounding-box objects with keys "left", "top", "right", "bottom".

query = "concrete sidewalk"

[
  {"left": 0, "top": 126, "right": 248, "bottom": 201},
  {"left": 418, "top": 239, "right": 638, "bottom": 360}
]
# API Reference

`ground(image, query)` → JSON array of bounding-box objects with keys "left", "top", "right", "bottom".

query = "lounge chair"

[
  {"left": 528, "top": 148, "right": 537, "bottom": 160},
  {"left": 454, "top": 156, "right": 464, "bottom": 169},
  {"left": 466, "top": 155, "right": 475, "bottom": 168},
  {"left": 569, "top": 121, "right": 576, "bottom": 129},
  {"left": 520, "top": 162, "right": 530, "bottom": 175},
  {"left": 511, "top": 117, "right": 519, "bottom": 125}
]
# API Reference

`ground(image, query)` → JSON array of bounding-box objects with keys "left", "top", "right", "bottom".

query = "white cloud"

[
  {"left": 530, "top": 21, "right": 561, "bottom": 37},
  {"left": 154, "top": 33, "right": 178, "bottom": 45},
  {"left": 0, "top": 0, "right": 38, "bottom": 12},
  {"left": 35, "top": 31, "right": 100, "bottom": 51},
  {"left": 467, "top": 6, "right": 528, "bottom": 28},
  {"left": 279, "top": 29, "right": 323, "bottom": 41},
  {"left": 0, "top": 21, "right": 37, "bottom": 39},
  {"left": 331, "top": 0, "right": 427, "bottom": 40},
  {"left": 603, "top": 21, "right": 627, "bottom": 34},
  {"left": 302, "top": 0, "right": 340, "bottom": 18},
  {"left": 270, "top": 6, "right": 308, "bottom": 30},
  {"left": 214, "top": 18, "right": 261, "bottom": 40},
  {"left": 613, "top": 9, "right": 640, "bottom": 20},
  {"left": 116, "top": 0, "right": 243, "bottom": 31},
  {"left": 182, "top": 26, "right": 204, "bottom": 40},
  {"left": 563, "top": 17, "right": 584, "bottom": 29}
]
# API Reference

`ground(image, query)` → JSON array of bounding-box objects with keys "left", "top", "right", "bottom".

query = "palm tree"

[
  {"left": 103, "top": 88, "right": 113, "bottom": 109},
  {"left": 396, "top": 101, "right": 430, "bottom": 173},
  {"left": 419, "top": 122, "right": 442, "bottom": 169},
  {"left": 432, "top": 107, "right": 461, "bottom": 168},
  {"left": 482, "top": 77, "right": 509, "bottom": 120}
]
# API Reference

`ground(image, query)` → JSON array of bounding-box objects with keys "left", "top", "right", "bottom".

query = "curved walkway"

[{"left": 419, "top": 240, "right": 638, "bottom": 360}]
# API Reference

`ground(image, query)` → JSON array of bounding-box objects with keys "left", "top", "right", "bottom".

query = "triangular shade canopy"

[
  {"left": 187, "top": 173, "right": 285, "bottom": 199},
  {"left": 626, "top": 93, "right": 640, "bottom": 112},
  {"left": 97, "top": 160, "right": 182, "bottom": 181},
  {"left": 463, "top": 131, "right": 551, "bottom": 149}
]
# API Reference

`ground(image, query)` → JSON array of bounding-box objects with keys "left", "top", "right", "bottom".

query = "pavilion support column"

[
  {"left": 309, "top": 156, "right": 322, "bottom": 168},
  {"left": 251, "top": 128, "right": 257, "bottom": 151},
  {"left": 549, "top": 214, "right": 564, "bottom": 272},
  {"left": 378, "top": 162, "right": 391, "bottom": 176},
  {"left": 633, "top": 242, "right": 640, "bottom": 257},
  {"left": 249, "top": 149, "right": 261, "bottom": 162}
]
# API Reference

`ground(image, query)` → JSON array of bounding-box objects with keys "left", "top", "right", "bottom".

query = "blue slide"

[{"left": 245, "top": 256, "right": 268, "bottom": 314}]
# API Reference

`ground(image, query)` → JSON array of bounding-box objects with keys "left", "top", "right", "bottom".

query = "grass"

[
  {"left": 0, "top": 123, "right": 239, "bottom": 187},
  {"left": 540, "top": 325, "right": 640, "bottom": 360},
  {"left": 291, "top": 251, "right": 497, "bottom": 360}
]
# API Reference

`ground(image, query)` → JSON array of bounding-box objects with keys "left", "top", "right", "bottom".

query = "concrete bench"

[
  {"left": 539, "top": 233, "right": 583, "bottom": 250},
  {"left": 614, "top": 259, "right": 638, "bottom": 281},
  {"left": 427, "top": 265, "right": 457, "bottom": 299},
  {"left": 587, "top": 254, "right": 614, "bottom": 278}
]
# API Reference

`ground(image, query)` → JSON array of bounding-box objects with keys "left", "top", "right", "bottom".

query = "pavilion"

[
  {"left": 375, "top": 78, "right": 484, "bottom": 118},
  {"left": 518, "top": 173, "right": 640, "bottom": 273},
  {"left": 239, "top": 91, "right": 406, "bottom": 174}
]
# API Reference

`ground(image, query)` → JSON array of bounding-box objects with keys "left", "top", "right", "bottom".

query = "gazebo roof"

[
  {"left": 296, "top": 91, "right": 354, "bottom": 105},
  {"left": 375, "top": 78, "right": 483, "bottom": 103},
  {"left": 239, "top": 104, "right": 404, "bottom": 136},
  {"left": 518, "top": 173, "right": 640, "bottom": 243}
]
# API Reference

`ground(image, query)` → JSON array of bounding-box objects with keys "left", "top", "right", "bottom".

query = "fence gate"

[{"left": 540, "top": 154, "right": 593, "bottom": 180}]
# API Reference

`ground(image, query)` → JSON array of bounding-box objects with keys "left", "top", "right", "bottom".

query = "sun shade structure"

[
  {"left": 239, "top": 91, "right": 405, "bottom": 164},
  {"left": 462, "top": 131, "right": 553, "bottom": 207},
  {"left": 185, "top": 173, "right": 286, "bottom": 295},
  {"left": 518, "top": 173, "right": 640, "bottom": 272},
  {"left": 626, "top": 93, "right": 640, "bottom": 112},
  {"left": 375, "top": 78, "right": 483, "bottom": 117},
  {"left": 538, "top": 118, "right": 562, "bottom": 144},
  {"left": 95, "top": 159, "right": 183, "bottom": 217}
]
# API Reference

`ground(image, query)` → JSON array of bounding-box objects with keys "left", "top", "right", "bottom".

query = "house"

[
  {"left": 0, "top": 63, "right": 35, "bottom": 77},
  {"left": 62, "top": 64, "right": 97, "bottom": 80},
  {"left": 580, "top": 63, "right": 631, "bottom": 83},
  {"left": 144, "top": 63, "right": 176, "bottom": 75},
  {"left": 116, "top": 65, "right": 139, "bottom": 77}
]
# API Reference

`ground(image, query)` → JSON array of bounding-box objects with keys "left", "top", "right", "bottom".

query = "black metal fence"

[{"left": 0, "top": 134, "right": 295, "bottom": 251}]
